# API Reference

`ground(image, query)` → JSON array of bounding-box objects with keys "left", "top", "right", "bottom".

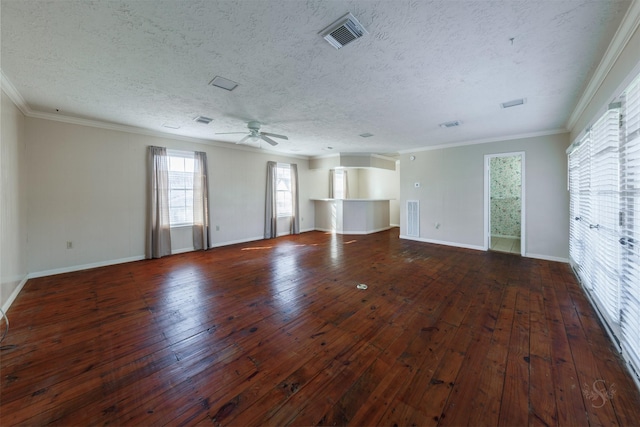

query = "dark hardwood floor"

[{"left": 1, "top": 229, "right": 640, "bottom": 426}]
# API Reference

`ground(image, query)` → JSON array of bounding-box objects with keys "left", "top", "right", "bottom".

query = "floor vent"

[{"left": 407, "top": 200, "right": 419, "bottom": 237}]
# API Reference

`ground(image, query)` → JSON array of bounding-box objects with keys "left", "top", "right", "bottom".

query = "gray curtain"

[
  {"left": 329, "top": 169, "right": 335, "bottom": 198},
  {"left": 193, "top": 151, "right": 210, "bottom": 250},
  {"left": 290, "top": 163, "right": 300, "bottom": 235},
  {"left": 146, "top": 146, "right": 172, "bottom": 259},
  {"left": 264, "top": 161, "right": 277, "bottom": 239}
]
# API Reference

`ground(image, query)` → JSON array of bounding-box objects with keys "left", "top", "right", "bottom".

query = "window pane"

[
  {"left": 276, "top": 164, "right": 293, "bottom": 217},
  {"left": 167, "top": 155, "right": 195, "bottom": 226},
  {"left": 184, "top": 157, "right": 195, "bottom": 173},
  {"left": 169, "top": 156, "right": 184, "bottom": 172}
]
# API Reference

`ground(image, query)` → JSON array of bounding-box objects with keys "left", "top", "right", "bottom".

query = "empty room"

[{"left": 1, "top": 0, "right": 640, "bottom": 425}]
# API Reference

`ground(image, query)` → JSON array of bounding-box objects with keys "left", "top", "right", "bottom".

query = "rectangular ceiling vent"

[
  {"left": 320, "top": 12, "right": 368, "bottom": 49},
  {"left": 500, "top": 98, "right": 526, "bottom": 109},
  {"left": 439, "top": 120, "right": 462, "bottom": 128},
  {"left": 193, "top": 116, "right": 213, "bottom": 124}
]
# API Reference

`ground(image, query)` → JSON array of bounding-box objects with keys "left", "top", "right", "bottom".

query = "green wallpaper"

[{"left": 490, "top": 156, "right": 521, "bottom": 237}]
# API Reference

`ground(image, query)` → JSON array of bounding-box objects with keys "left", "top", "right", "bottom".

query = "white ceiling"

[{"left": 0, "top": 0, "right": 632, "bottom": 156}]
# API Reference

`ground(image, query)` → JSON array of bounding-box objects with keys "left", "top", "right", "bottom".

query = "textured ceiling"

[{"left": 0, "top": 0, "right": 631, "bottom": 156}]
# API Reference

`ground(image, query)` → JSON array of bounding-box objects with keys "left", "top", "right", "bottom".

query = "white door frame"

[{"left": 484, "top": 152, "right": 526, "bottom": 256}]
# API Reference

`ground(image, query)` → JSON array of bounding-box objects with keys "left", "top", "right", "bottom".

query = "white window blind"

[
  {"left": 569, "top": 71, "right": 640, "bottom": 383},
  {"left": 276, "top": 163, "right": 293, "bottom": 217},
  {"left": 589, "top": 108, "right": 621, "bottom": 322},
  {"left": 568, "top": 134, "right": 589, "bottom": 275},
  {"left": 620, "top": 74, "right": 640, "bottom": 376}
]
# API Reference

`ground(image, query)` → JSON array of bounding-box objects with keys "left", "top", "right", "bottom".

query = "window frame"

[
  {"left": 166, "top": 150, "right": 195, "bottom": 228},
  {"left": 275, "top": 163, "right": 293, "bottom": 218}
]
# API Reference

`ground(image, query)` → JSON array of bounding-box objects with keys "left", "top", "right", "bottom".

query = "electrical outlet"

[
  {"left": 215, "top": 225, "right": 220, "bottom": 231},
  {"left": 66, "top": 241, "right": 73, "bottom": 249}
]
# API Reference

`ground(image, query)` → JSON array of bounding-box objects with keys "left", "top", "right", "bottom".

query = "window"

[
  {"left": 334, "top": 169, "right": 346, "bottom": 199},
  {"left": 276, "top": 163, "right": 293, "bottom": 217},
  {"left": 167, "top": 151, "right": 195, "bottom": 226},
  {"left": 568, "top": 71, "right": 640, "bottom": 383}
]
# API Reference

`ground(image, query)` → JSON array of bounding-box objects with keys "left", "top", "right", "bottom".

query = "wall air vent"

[
  {"left": 320, "top": 12, "right": 368, "bottom": 49},
  {"left": 407, "top": 200, "right": 419, "bottom": 237},
  {"left": 193, "top": 116, "right": 213, "bottom": 124}
]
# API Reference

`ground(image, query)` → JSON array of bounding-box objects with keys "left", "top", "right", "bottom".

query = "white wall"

[
  {"left": 1, "top": 90, "right": 29, "bottom": 310},
  {"left": 400, "top": 133, "right": 570, "bottom": 261},
  {"left": 359, "top": 165, "right": 400, "bottom": 226},
  {"left": 307, "top": 165, "right": 400, "bottom": 226},
  {"left": 25, "top": 118, "right": 314, "bottom": 274}
]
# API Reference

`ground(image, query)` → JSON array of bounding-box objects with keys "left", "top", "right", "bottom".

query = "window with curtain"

[
  {"left": 265, "top": 161, "right": 299, "bottom": 239},
  {"left": 167, "top": 151, "right": 195, "bottom": 226},
  {"left": 568, "top": 71, "right": 640, "bottom": 383},
  {"left": 276, "top": 163, "right": 293, "bottom": 217}
]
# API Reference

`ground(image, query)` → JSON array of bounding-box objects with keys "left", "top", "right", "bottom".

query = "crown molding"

[
  {"left": 1, "top": 70, "right": 309, "bottom": 160},
  {"left": 1, "top": 69, "right": 31, "bottom": 115},
  {"left": 398, "top": 128, "right": 568, "bottom": 154},
  {"left": 566, "top": 0, "right": 640, "bottom": 131}
]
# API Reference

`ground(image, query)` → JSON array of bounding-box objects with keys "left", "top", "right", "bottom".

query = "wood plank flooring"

[{"left": 1, "top": 229, "right": 639, "bottom": 426}]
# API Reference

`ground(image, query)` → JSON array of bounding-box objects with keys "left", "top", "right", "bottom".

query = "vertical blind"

[{"left": 568, "top": 72, "right": 640, "bottom": 381}]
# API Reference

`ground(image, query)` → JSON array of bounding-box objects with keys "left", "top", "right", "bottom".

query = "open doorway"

[{"left": 484, "top": 152, "right": 525, "bottom": 256}]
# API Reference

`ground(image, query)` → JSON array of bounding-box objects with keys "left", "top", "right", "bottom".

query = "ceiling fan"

[{"left": 216, "top": 121, "right": 288, "bottom": 146}]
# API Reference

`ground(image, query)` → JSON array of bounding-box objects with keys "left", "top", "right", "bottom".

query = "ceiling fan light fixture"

[
  {"left": 500, "top": 98, "right": 526, "bottom": 109},
  {"left": 209, "top": 76, "right": 238, "bottom": 91}
]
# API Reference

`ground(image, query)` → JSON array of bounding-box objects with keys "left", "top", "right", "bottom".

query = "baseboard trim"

[
  {"left": 29, "top": 256, "right": 146, "bottom": 279},
  {"left": 525, "top": 253, "right": 569, "bottom": 263},
  {"left": 172, "top": 247, "right": 195, "bottom": 255},
  {"left": 2, "top": 275, "right": 29, "bottom": 314},
  {"left": 314, "top": 226, "right": 393, "bottom": 235},
  {"left": 210, "top": 235, "right": 264, "bottom": 248},
  {"left": 400, "top": 235, "right": 485, "bottom": 251}
]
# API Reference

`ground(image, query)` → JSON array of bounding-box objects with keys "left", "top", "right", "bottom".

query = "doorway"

[{"left": 484, "top": 152, "right": 525, "bottom": 256}]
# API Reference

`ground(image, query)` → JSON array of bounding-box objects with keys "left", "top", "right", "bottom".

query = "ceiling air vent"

[
  {"left": 320, "top": 12, "right": 368, "bottom": 49},
  {"left": 500, "top": 98, "right": 526, "bottom": 109},
  {"left": 193, "top": 116, "right": 213, "bottom": 124},
  {"left": 439, "top": 120, "right": 462, "bottom": 128}
]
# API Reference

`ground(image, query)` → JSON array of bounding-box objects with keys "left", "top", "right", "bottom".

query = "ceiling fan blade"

[
  {"left": 260, "top": 135, "right": 279, "bottom": 146},
  {"left": 260, "top": 132, "right": 288, "bottom": 140},
  {"left": 237, "top": 135, "right": 252, "bottom": 145},
  {"left": 215, "top": 132, "right": 248, "bottom": 135}
]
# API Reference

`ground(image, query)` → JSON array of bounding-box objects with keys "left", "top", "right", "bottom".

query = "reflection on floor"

[{"left": 491, "top": 236, "right": 521, "bottom": 255}]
